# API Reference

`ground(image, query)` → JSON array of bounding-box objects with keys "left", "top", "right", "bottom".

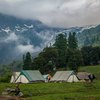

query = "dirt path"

[{"left": 0, "top": 96, "right": 25, "bottom": 100}]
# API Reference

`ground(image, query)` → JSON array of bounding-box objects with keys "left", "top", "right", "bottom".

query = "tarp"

[
  {"left": 51, "top": 71, "right": 79, "bottom": 82},
  {"left": 21, "top": 70, "right": 45, "bottom": 82},
  {"left": 77, "top": 72, "right": 94, "bottom": 80},
  {"left": 14, "top": 70, "right": 45, "bottom": 83}
]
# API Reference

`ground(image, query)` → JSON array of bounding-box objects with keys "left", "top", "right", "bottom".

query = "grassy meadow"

[{"left": 0, "top": 65, "right": 100, "bottom": 100}]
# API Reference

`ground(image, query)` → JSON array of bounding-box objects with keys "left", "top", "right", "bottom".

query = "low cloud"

[
  {"left": 36, "top": 31, "right": 53, "bottom": 41},
  {"left": 16, "top": 44, "right": 41, "bottom": 54},
  {"left": 4, "top": 32, "right": 18, "bottom": 42},
  {"left": 0, "top": 0, "right": 100, "bottom": 27},
  {"left": 0, "top": 31, "right": 19, "bottom": 43}
]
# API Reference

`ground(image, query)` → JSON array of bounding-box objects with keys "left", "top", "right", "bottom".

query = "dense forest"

[
  {"left": 22, "top": 33, "right": 100, "bottom": 74},
  {"left": 0, "top": 32, "right": 100, "bottom": 82}
]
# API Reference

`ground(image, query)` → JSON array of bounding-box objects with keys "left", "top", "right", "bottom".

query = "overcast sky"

[{"left": 0, "top": 0, "right": 100, "bottom": 28}]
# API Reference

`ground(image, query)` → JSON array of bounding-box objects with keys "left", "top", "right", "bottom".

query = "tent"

[
  {"left": 10, "top": 72, "right": 20, "bottom": 83},
  {"left": 77, "top": 72, "right": 95, "bottom": 82},
  {"left": 15, "top": 70, "right": 45, "bottom": 83},
  {"left": 50, "top": 71, "right": 79, "bottom": 82},
  {"left": 43, "top": 74, "right": 52, "bottom": 82},
  {"left": 43, "top": 74, "right": 49, "bottom": 82}
]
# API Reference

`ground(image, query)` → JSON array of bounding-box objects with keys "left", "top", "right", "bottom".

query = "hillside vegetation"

[
  {"left": 0, "top": 65, "right": 100, "bottom": 100},
  {"left": 78, "top": 25, "right": 100, "bottom": 47}
]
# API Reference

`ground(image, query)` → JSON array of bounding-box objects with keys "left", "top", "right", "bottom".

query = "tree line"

[{"left": 23, "top": 33, "right": 100, "bottom": 74}]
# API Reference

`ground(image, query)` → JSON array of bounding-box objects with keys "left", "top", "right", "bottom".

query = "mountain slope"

[
  {"left": 0, "top": 13, "right": 100, "bottom": 63},
  {"left": 77, "top": 25, "right": 100, "bottom": 47},
  {"left": 0, "top": 13, "right": 65, "bottom": 63}
]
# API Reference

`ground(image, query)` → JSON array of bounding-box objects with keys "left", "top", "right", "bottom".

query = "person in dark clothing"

[
  {"left": 15, "top": 84, "right": 20, "bottom": 96},
  {"left": 88, "top": 74, "right": 95, "bottom": 82}
]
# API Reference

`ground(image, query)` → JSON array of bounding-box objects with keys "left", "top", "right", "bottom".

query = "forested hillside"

[
  {"left": 77, "top": 25, "right": 100, "bottom": 47},
  {"left": 0, "top": 13, "right": 100, "bottom": 64}
]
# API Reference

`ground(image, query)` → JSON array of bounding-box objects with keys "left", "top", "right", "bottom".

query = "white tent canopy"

[
  {"left": 50, "top": 71, "right": 79, "bottom": 82},
  {"left": 10, "top": 72, "right": 20, "bottom": 83},
  {"left": 10, "top": 70, "right": 45, "bottom": 83}
]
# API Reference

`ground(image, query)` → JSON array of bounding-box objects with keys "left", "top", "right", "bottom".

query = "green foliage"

[
  {"left": 32, "top": 32, "right": 83, "bottom": 72},
  {"left": 32, "top": 47, "right": 58, "bottom": 74},
  {"left": 54, "top": 34, "right": 67, "bottom": 67},
  {"left": 32, "top": 56, "right": 46, "bottom": 73},
  {"left": 42, "top": 47, "right": 59, "bottom": 63},
  {"left": 0, "top": 68, "right": 12, "bottom": 83},
  {"left": 54, "top": 34, "right": 67, "bottom": 50},
  {"left": 0, "top": 61, "right": 22, "bottom": 75},
  {"left": 81, "top": 46, "right": 100, "bottom": 65},
  {"left": 67, "top": 49, "right": 83, "bottom": 72},
  {"left": 22, "top": 32, "right": 100, "bottom": 74},
  {"left": 67, "top": 32, "right": 81, "bottom": 71},
  {"left": 0, "top": 79, "right": 100, "bottom": 99},
  {"left": 0, "top": 65, "right": 100, "bottom": 99},
  {"left": 68, "top": 32, "right": 78, "bottom": 49},
  {"left": 23, "top": 52, "right": 32, "bottom": 70}
]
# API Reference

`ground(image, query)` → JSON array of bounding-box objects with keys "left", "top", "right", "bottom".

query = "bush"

[{"left": 0, "top": 68, "right": 12, "bottom": 83}]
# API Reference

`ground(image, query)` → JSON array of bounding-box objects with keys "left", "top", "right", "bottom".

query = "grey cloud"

[
  {"left": 0, "top": 0, "right": 100, "bottom": 27},
  {"left": 4, "top": 32, "right": 18, "bottom": 42},
  {"left": 16, "top": 44, "right": 41, "bottom": 54}
]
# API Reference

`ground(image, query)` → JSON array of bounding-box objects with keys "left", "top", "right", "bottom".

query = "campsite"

[
  {"left": 0, "top": 33, "right": 100, "bottom": 100},
  {"left": 0, "top": 1, "right": 100, "bottom": 99},
  {"left": 0, "top": 65, "right": 100, "bottom": 100},
  {"left": 0, "top": 33, "right": 99, "bottom": 100}
]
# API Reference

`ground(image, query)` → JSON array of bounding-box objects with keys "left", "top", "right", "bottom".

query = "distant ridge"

[{"left": 0, "top": 13, "right": 100, "bottom": 63}]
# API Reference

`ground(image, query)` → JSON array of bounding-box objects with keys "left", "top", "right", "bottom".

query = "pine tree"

[
  {"left": 81, "top": 46, "right": 100, "bottom": 65},
  {"left": 67, "top": 49, "right": 83, "bottom": 72},
  {"left": 23, "top": 52, "right": 32, "bottom": 70},
  {"left": 32, "top": 47, "right": 58, "bottom": 74},
  {"left": 68, "top": 32, "right": 78, "bottom": 49},
  {"left": 54, "top": 34, "right": 67, "bottom": 67},
  {"left": 67, "top": 32, "right": 82, "bottom": 71}
]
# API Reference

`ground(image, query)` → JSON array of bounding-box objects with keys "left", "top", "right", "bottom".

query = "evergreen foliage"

[
  {"left": 32, "top": 33, "right": 83, "bottom": 72},
  {"left": 68, "top": 32, "right": 78, "bottom": 49},
  {"left": 81, "top": 46, "right": 100, "bottom": 65},
  {"left": 67, "top": 49, "right": 83, "bottom": 72},
  {"left": 32, "top": 47, "right": 58, "bottom": 74},
  {"left": 23, "top": 52, "right": 32, "bottom": 70},
  {"left": 67, "top": 32, "right": 81, "bottom": 71},
  {"left": 54, "top": 34, "right": 67, "bottom": 67},
  {"left": 21, "top": 32, "right": 100, "bottom": 73},
  {"left": 0, "top": 68, "right": 12, "bottom": 83}
]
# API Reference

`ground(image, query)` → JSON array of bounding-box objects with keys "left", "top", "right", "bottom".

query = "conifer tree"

[
  {"left": 68, "top": 32, "right": 78, "bottom": 49},
  {"left": 67, "top": 49, "right": 83, "bottom": 72},
  {"left": 23, "top": 52, "right": 32, "bottom": 70},
  {"left": 67, "top": 32, "right": 82, "bottom": 71},
  {"left": 54, "top": 33, "right": 67, "bottom": 67}
]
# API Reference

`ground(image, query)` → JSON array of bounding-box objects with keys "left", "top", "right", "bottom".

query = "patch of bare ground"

[{"left": 0, "top": 96, "right": 25, "bottom": 100}]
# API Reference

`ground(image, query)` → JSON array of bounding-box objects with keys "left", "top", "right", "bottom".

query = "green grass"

[
  {"left": 79, "top": 65, "right": 100, "bottom": 79},
  {"left": 0, "top": 65, "right": 100, "bottom": 100},
  {"left": 0, "top": 82, "right": 100, "bottom": 100}
]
